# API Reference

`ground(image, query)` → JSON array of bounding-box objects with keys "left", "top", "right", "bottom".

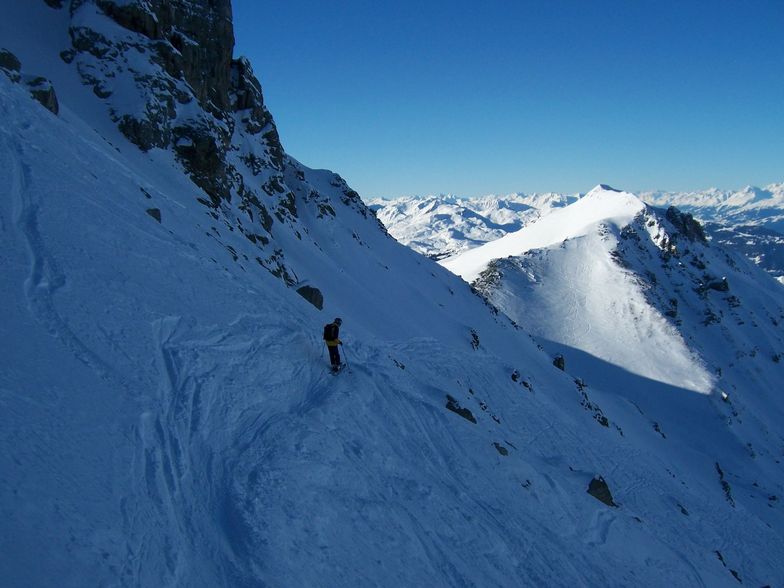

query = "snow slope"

[
  {"left": 443, "top": 189, "right": 784, "bottom": 585},
  {"left": 445, "top": 186, "right": 784, "bottom": 393},
  {"left": 2, "top": 3, "right": 784, "bottom": 587}
]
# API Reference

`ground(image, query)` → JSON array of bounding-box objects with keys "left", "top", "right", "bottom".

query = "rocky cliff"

[{"left": 50, "top": 0, "right": 376, "bottom": 290}]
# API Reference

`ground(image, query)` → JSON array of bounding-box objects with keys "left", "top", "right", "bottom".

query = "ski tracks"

[
  {"left": 3, "top": 136, "right": 131, "bottom": 395},
  {"left": 130, "top": 314, "right": 338, "bottom": 579}
]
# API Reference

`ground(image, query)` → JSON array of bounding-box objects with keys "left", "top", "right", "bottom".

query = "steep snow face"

[
  {"left": 367, "top": 192, "right": 578, "bottom": 259},
  {"left": 450, "top": 187, "right": 784, "bottom": 477},
  {"left": 444, "top": 187, "right": 715, "bottom": 392},
  {"left": 4, "top": 4, "right": 784, "bottom": 588},
  {"left": 485, "top": 228, "right": 714, "bottom": 394}
]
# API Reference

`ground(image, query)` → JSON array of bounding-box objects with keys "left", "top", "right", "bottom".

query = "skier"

[{"left": 323, "top": 317, "right": 343, "bottom": 372}]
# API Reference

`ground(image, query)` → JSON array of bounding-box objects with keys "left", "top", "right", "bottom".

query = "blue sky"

[{"left": 233, "top": 1, "right": 784, "bottom": 198}]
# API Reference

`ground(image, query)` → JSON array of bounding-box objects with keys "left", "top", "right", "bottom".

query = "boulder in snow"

[
  {"left": 296, "top": 285, "right": 324, "bottom": 310},
  {"left": 445, "top": 394, "right": 477, "bottom": 424},
  {"left": 587, "top": 476, "right": 617, "bottom": 507},
  {"left": 26, "top": 77, "right": 59, "bottom": 115}
]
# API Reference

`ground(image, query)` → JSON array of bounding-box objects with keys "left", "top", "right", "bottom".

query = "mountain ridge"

[{"left": 371, "top": 185, "right": 784, "bottom": 282}]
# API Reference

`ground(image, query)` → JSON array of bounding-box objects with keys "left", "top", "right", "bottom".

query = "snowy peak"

[
  {"left": 371, "top": 184, "right": 784, "bottom": 282},
  {"left": 463, "top": 188, "right": 784, "bottom": 426},
  {"left": 442, "top": 186, "right": 646, "bottom": 282}
]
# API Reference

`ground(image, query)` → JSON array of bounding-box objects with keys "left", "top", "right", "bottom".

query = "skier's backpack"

[{"left": 323, "top": 322, "right": 338, "bottom": 341}]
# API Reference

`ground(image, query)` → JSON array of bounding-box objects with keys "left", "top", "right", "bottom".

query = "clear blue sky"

[{"left": 233, "top": 1, "right": 784, "bottom": 198}]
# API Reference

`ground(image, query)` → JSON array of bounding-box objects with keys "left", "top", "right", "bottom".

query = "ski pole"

[{"left": 341, "top": 343, "right": 350, "bottom": 370}]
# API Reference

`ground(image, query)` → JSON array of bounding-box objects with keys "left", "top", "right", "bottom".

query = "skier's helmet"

[{"left": 334, "top": 317, "right": 342, "bottom": 325}]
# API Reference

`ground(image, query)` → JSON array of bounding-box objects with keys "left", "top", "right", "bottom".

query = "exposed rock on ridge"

[
  {"left": 0, "top": 47, "right": 59, "bottom": 114},
  {"left": 59, "top": 0, "right": 381, "bottom": 290}
]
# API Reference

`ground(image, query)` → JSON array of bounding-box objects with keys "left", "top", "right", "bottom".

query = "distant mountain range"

[
  {"left": 641, "top": 184, "right": 784, "bottom": 233},
  {"left": 369, "top": 184, "right": 784, "bottom": 283}
]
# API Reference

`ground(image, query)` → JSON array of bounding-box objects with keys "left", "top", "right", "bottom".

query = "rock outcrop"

[
  {"left": 296, "top": 285, "right": 324, "bottom": 310},
  {"left": 58, "top": 0, "right": 376, "bottom": 288},
  {"left": 587, "top": 476, "right": 617, "bottom": 507},
  {"left": 0, "top": 48, "right": 59, "bottom": 114}
]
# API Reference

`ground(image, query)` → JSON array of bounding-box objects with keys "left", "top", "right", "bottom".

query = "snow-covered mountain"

[
  {"left": 643, "top": 186, "right": 784, "bottom": 284},
  {"left": 367, "top": 192, "right": 578, "bottom": 259},
  {"left": 444, "top": 185, "right": 784, "bottom": 393},
  {"left": 2, "top": 3, "right": 784, "bottom": 587},
  {"left": 641, "top": 184, "right": 784, "bottom": 233},
  {"left": 444, "top": 185, "right": 784, "bottom": 577},
  {"left": 371, "top": 186, "right": 784, "bottom": 282}
]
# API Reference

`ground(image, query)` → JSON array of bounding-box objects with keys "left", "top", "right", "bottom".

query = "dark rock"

[
  {"left": 118, "top": 112, "right": 170, "bottom": 151},
  {"left": 296, "top": 285, "right": 323, "bottom": 310},
  {"left": 715, "top": 550, "right": 727, "bottom": 566},
  {"left": 587, "top": 476, "right": 617, "bottom": 507},
  {"left": 60, "top": 49, "right": 76, "bottom": 63},
  {"left": 92, "top": 0, "right": 235, "bottom": 110},
  {"left": 44, "top": 0, "right": 64, "bottom": 7},
  {"left": 707, "top": 277, "right": 729, "bottom": 292},
  {"left": 553, "top": 354, "right": 565, "bottom": 371},
  {"left": 172, "top": 124, "right": 229, "bottom": 201},
  {"left": 232, "top": 57, "right": 282, "bottom": 161},
  {"left": 0, "top": 50, "right": 59, "bottom": 115},
  {"left": 146, "top": 208, "right": 161, "bottom": 223},
  {"left": 69, "top": 24, "right": 114, "bottom": 59},
  {"left": 26, "top": 77, "right": 59, "bottom": 114},
  {"left": 666, "top": 206, "right": 707, "bottom": 243},
  {"left": 96, "top": 0, "right": 163, "bottom": 39},
  {"left": 0, "top": 48, "right": 21, "bottom": 72},
  {"left": 445, "top": 395, "right": 477, "bottom": 424},
  {"left": 715, "top": 462, "right": 735, "bottom": 507},
  {"left": 470, "top": 329, "right": 480, "bottom": 349},
  {"left": 492, "top": 442, "right": 509, "bottom": 456}
]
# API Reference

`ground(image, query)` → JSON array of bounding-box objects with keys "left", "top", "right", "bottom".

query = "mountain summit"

[{"left": 443, "top": 185, "right": 646, "bottom": 282}]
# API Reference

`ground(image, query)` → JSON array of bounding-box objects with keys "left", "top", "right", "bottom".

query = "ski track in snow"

[
  {"left": 122, "top": 313, "right": 362, "bottom": 584},
  {"left": 5, "top": 134, "right": 131, "bottom": 397}
]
